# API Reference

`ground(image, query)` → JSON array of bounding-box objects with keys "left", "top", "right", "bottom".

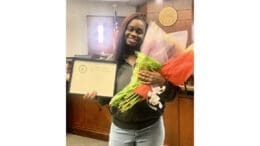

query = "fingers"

[
  {"left": 138, "top": 70, "right": 154, "bottom": 84},
  {"left": 83, "top": 91, "right": 97, "bottom": 100},
  {"left": 83, "top": 92, "right": 89, "bottom": 100},
  {"left": 138, "top": 70, "right": 166, "bottom": 85},
  {"left": 89, "top": 91, "right": 97, "bottom": 99}
]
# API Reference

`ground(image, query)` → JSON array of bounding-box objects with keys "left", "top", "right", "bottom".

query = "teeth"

[{"left": 129, "top": 38, "right": 137, "bottom": 42}]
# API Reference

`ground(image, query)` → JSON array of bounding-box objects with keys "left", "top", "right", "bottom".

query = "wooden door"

[
  {"left": 179, "top": 97, "right": 194, "bottom": 146},
  {"left": 164, "top": 97, "right": 180, "bottom": 146}
]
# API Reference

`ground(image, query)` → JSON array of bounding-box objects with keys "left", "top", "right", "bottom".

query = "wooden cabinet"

[
  {"left": 164, "top": 97, "right": 180, "bottom": 146},
  {"left": 67, "top": 94, "right": 111, "bottom": 140},
  {"left": 163, "top": 95, "right": 194, "bottom": 146},
  {"left": 179, "top": 96, "right": 194, "bottom": 146},
  {"left": 67, "top": 93, "right": 193, "bottom": 146}
]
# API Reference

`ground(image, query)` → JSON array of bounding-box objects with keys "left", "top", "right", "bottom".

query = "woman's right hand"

[{"left": 83, "top": 91, "right": 97, "bottom": 100}]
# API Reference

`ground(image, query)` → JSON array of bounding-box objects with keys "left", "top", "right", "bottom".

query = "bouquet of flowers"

[{"left": 109, "top": 21, "right": 194, "bottom": 112}]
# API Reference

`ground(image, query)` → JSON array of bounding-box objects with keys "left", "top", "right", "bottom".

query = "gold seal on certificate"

[{"left": 69, "top": 58, "right": 117, "bottom": 98}]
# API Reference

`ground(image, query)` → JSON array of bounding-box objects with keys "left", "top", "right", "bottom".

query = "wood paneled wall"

[{"left": 137, "top": 0, "right": 193, "bottom": 46}]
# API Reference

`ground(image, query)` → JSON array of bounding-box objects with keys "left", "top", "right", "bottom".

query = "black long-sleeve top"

[{"left": 97, "top": 61, "right": 180, "bottom": 130}]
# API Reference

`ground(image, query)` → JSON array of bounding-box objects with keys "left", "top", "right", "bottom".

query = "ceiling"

[{"left": 85, "top": 0, "right": 150, "bottom": 6}]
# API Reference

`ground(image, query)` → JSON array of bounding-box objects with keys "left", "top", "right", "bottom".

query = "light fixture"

[{"left": 98, "top": 24, "right": 104, "bottom": 44}]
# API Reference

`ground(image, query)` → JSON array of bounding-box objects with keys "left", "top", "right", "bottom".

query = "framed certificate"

[{"left": 69, "top": 58, "right": 117, "bottom": 98}]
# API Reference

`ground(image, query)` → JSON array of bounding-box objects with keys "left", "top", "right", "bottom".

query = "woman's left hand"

[{"left": 138, "top": 70, "right": 166, "bottom": 86}]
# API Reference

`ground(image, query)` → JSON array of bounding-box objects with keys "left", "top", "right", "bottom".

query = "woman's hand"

[
  {"left": 83, "top": 91, "right": 97, "bottom": 100},
  {"left": 138, "top": 70, "right": 166, "bottom": 86}
]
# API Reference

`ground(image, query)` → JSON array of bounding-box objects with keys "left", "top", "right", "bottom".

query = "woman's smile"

[
  {"left": 124, "top": 19, "right": 146, "bottom": 47},
  {"left": 126, "top": 37, "right": 138, "bottom": 45}
]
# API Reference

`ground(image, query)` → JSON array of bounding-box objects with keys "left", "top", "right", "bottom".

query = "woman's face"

[{"left": 124, "top": 19, "right": 146, "bottom": 47}]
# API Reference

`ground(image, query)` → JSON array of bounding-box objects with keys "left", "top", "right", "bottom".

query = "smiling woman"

[
  {"left": 124, "top": 19, "right": 146, "bottom": 47},
  {"left": 67, "top": 0, "right": 194, "bottom": 146}
]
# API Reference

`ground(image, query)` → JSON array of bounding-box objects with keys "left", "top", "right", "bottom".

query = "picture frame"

[{"left": 69, "top": 58, "right": 117, "bottom": 98}]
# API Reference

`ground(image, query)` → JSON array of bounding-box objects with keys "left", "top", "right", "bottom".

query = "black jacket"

[{"left": 97, "top": 61, "right": 180, "bottom": 130}]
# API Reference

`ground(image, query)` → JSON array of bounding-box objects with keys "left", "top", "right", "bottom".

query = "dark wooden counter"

[
  {"left": 163, "top": 91, "right": 193, "bottom": 146},
  {"left": 67, "top": 87, "right": 193, "bottom": 146},
  {"left": 67, "top": 94, "right": 111, "bottom": 140}
]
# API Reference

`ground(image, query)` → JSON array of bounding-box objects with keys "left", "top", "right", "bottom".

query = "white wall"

[{"left": 67, "top": 0, "right": 136, "bottom": 57}]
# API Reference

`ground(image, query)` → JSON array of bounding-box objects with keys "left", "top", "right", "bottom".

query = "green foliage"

[{"left": 109, "top": 52, "right": 162, "bottom": 112}]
